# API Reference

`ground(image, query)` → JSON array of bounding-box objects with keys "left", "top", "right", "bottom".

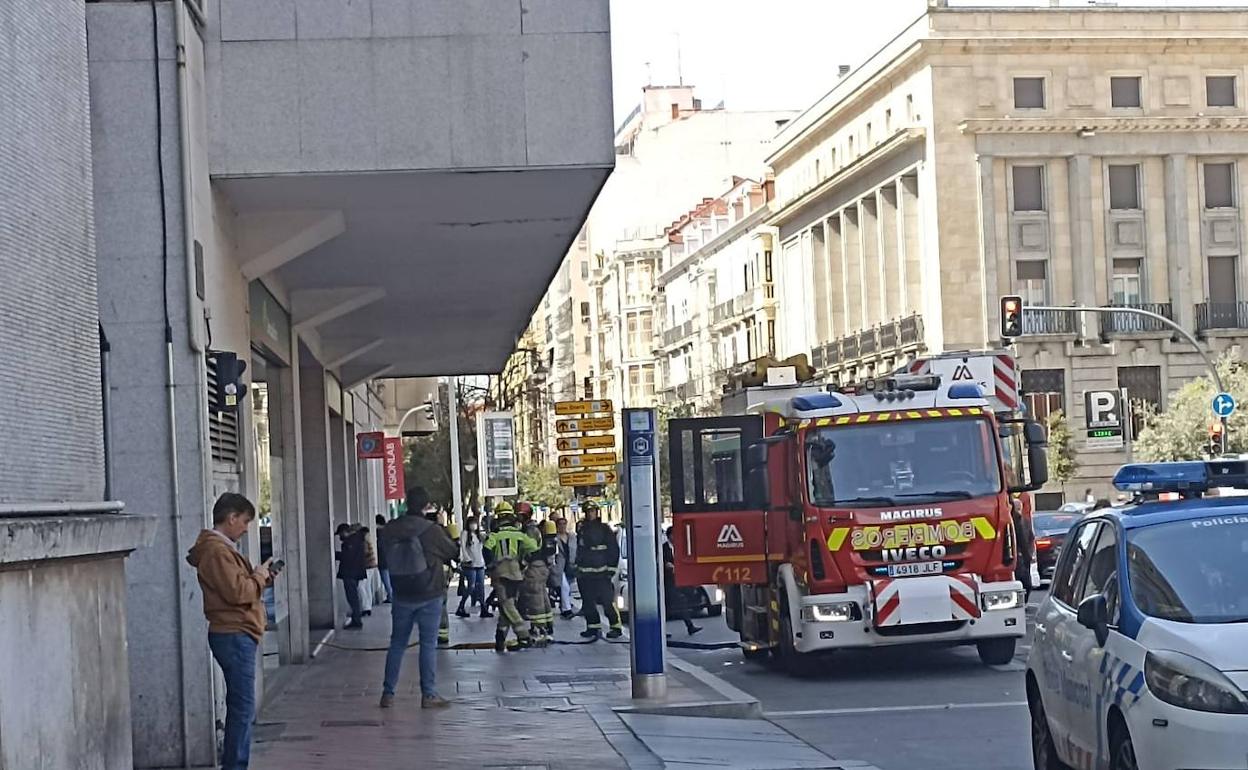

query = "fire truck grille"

[{"left": 874, "top": 620, "right": 967, "bottom": 637}]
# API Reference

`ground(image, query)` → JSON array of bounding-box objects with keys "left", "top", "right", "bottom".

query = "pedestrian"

[
  {"left": 360, "top": 526, "right": 377, "bottom": 616},
  {"left": 375, "top": 514, "right": 394, "bottom": 604},
  {"left": 455, "top": 515, "right": 488, "bottom": 618},
  {"left": 575, "top": 501, "right": 623, "bottom": 639},
  {"left": 378, "top": 485, "right": 459, "bottom": 710},
  {"left": 1084, "top": 488, "right": 1096, "bottom": 506},
  {"left": 663, "top": 527, "right": 701, "bottom": 636},
  {"left": 424, "top": 507, "right": 455, "bottom": 646},
  {"left": 186, "top": 493, "right": 274, "bottom": 770},
  {"left": 517, "top": 503, "right": 553, "bottom": 645},
  {"left": 555, "top": 517, "right": 578, "bottom": 619},
  {"left": 484, "top": 503, "right": 538, "bottom": 652},
  {"left": 335, "top": 523, "right": 368, "bottom": 629}
]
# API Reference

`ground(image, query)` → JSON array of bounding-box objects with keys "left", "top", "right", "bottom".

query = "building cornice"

[
  {"left": 960, "top": 115, "right": 1248, "bottom": 135},
  {"left": 768, "top": 128, "right": 925, "bottom": 229}
]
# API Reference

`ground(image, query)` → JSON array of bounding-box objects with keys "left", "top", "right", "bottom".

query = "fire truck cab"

[{"left": 669, "top": 373, "right": 1049, "bottom": 673}]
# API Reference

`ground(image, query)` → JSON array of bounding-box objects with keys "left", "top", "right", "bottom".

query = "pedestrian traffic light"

[
  {"left": 209, "top": 351, "right": 247, "bottom": 413},
  {"left": 1000, "top": 295, "right": 1024, "bottom": 339}
]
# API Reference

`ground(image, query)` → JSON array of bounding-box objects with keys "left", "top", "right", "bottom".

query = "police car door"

[
  {"left": 1064, "top": 521, "right": 1122, "bottom": 768},
  {"left": 1040, "top": 519, "right": 1102, "bottom": 764}
]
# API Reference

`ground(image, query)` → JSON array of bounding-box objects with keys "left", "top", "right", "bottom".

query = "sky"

[{"left": 607, "top": 0, "right": 1248, "bottom": 126}]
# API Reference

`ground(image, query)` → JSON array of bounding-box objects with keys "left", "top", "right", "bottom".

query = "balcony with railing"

[
  {"left": 1099, "top": 302, "right": 1174, "bottom": 335},
  {"left": 1196, "top": 301, "right": 1248, "bottom": 334},
  {"left": 1022, "top": 308, "right": 1079, "bottom": 336},
  {"left": 662, "top": 318, "right": 697, "bottom": 347},
  {"left": 809, "top": 313, "right": 925, "bottom": 373}
]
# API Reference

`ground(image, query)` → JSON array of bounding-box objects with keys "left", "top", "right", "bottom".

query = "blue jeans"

[
  {"left": 208, "top": 632, "right": 258, "bottom": 770},
  {"left": 383, "top": 596, "right": 443, "bottom": 697},
  {"left": 379, "top": 568, "right": 394, "bottom": 602},
  {"left": 457, "top": 566, "right": 485, "bottom": 610}
]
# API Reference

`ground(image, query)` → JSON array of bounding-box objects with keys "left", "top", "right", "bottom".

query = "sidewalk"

[{"left": 250, "top": 603, "right": 864, "bottom": 769}]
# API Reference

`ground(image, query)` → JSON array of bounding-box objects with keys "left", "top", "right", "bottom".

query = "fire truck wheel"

[
  {"left": 776, "top": 596, "right": 817, "bottom": 676},
  {"left": 976, "top": 637, "right": 1017, "bottom": 666}
]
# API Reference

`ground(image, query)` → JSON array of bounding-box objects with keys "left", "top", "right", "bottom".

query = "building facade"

[
  {"left": 2, "top": 0, "right": 612, "bottom": 766},
  {"left": 656, "top": 178, "right": 779, "bottom": 414},
  {"left": 768, "top": 3, "right": 1248, "bottom": 500}
]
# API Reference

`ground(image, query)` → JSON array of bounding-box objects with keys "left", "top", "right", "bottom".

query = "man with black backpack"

[{"left": 379, "top": 486, "right": 459, "bottom": 710}]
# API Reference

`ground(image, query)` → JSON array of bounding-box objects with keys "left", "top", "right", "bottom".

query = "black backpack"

[{"left": 385, "top": 524, "right": 433, "bottom": 596}]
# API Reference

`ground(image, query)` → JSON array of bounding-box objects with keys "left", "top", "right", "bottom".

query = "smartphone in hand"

[{"left": 270, "top": 558, "right": 285, "bottom": 576}]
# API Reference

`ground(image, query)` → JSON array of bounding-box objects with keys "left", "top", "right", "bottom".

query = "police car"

[{"left": 1027, "top": 461, "right": 1248, "bottom": 770}]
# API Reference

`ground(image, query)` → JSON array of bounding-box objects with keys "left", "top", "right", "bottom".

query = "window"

[
  {"left": 865, "top": 122, "right": 872, "bottom": 145},
  {"left": 583, "top": 336, "right": 592, "bottom": 354},
  {"left": 580, "top": 260, "right": 590, "bottom": 280},
  {"left": 1021, "top": 368, "right": 1065, "bottom": 425},
  {"left": 579, "top": 302, "right": 591, "bottom": 324},
  {"left": 1013, "top": 77, "right": 1046, "bottom": 109},
  {"left": 1111, "top": 76, "right": 1142, "bottom": 109},
  {"left": 1207, "top": 75, "right": 1237, "bottom": 107},
  {"left": 1119, "top": 365, "right": 1161, "bottom": 440},
  {"left": 1111, "top": 259, "right": 1143, "bottom": 306},
  {"left": 885, "top": 108, "right": 892, "bottom": 133},
  {"left": 848, "top": 136, "right": 855, "bottom": 156},
  {"left": 767, "top": 319, "right": 776, "bottom": 356},
  {"left": 906, "top": 94, "right": 915, "bottom": 121},
  {"left": 764, "top": 250, "right": 773, "bottom": 282},
  {"left": 1108, "top": 164, "right": 1140, "bottom": 210},
  {"left": 1204, "top": 163, "right": 1236, "bottom": 209},
  {"left": 1079, "top": 524, "right": 1120, "bottom": 623},
  {"left": 1012, "top": 166, "right": 1045, "bottom": 212},
  {"left": 1017, "top": 259, "right": 1048, "bottom": 305},
  {"left": 1052, "top": 522, "right": 1101, "bottom": 607}
]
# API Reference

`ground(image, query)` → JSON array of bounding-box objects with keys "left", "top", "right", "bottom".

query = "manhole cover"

[
  {"left": 536, "top": 672, "right": 626, "bottom": 684},
  {"left": 321, "top": 719, "right": 383, "bottom": 727},
  {"left": 497, "top": 696, "right": 573, "bottom": 710}
]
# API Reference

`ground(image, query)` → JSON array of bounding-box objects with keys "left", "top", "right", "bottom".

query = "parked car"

[
  {"left": 612, "top": 528, "right": 723, "bottom": 620},
  {"left": 1032, "top": 511, "right": 1082, "bottom": 582}
]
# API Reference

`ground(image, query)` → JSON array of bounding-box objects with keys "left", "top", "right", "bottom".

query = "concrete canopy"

[{"left": 220, "top": 166, "right": 608, "bottom": 376}]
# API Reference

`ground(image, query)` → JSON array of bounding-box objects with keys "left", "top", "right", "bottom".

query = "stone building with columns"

[{"left": 768, "top": 2, "right": 1248, "bottom": 501}]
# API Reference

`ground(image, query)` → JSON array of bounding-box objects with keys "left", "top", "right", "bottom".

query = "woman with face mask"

[{"left": 455, "top": 516, "right": 489, "bottom": 617}]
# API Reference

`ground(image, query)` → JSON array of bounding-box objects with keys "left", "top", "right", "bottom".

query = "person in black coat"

[{"left": 335, "top": 524, "right": 368, "bottom": 629}]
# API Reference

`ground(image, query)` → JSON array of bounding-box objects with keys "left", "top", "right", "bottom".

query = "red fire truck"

[{"left": 668, "top": 371, "right": 1048, "bottom": 673}]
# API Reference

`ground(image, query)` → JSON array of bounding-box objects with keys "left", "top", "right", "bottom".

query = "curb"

[{"left": 667, "top": 655, "right": 760, "bottom": 706}]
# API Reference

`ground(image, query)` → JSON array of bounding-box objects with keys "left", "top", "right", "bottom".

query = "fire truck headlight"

[
  {"left": 802, "top": 602, "right": 859, "bottom": 622},
  {"left": 981, "top": 589, "right": 1025, "bottom": 612}
]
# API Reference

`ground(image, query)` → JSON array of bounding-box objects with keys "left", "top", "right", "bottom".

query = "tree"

[
  {"left": 517, "top": 464, "right": 572, "bottom": 508},
  {"left": 404, "top": 380, "right": 486, "bottom": 511},
  {"left": 1134, "top": 354, "right": 1248, "bottom": 461},
  {"left": 1046, "top": 410, "right": 1079, "bottom": 485}
]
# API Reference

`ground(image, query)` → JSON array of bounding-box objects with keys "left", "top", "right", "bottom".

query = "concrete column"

[
  {"left": 977, "top": 155, "right": 999, "bottom": 344},
  {"left": 878, "top": 185, "right": 901, "bottom": 320},
  {"left": 809, "top": 224, "right": 831, "bottom": 343},
  {"left": 1164, "top": 154, "right": 1195, "bottom": 331},
  {"left": 842, "top": 208, "right": 863, "bottom": 330},
  {"left": 1068, "top": 154, "right": 1097, "bottom": 308},
  {"left": 299, "top": 343, "right": 338, "bottom": 629},
  {"left": 278, "top": 359, "right": 310, "bottom": 662},
  {"left": 859, "top": 197, "right": 881, "bottom": 327},
  {"left": 827, "top": 215, "right": 845, "bottom": 338},
  {"left": 899, "top": 175, "right": 922, "bottom": 316}
]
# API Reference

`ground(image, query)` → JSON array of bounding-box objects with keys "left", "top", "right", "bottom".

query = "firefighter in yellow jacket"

[
  {"left": 517, "top": 503, "right": 554, "bottom": 646},
  {"left": 484, "top": 503, "right": 539, "bottom": 653}
]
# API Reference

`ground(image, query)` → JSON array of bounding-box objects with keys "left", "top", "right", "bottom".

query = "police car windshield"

[
  {"left": 1127, "top": 514, "right": 1248, "bottom": 624},
  {"left": 806, "top": 418, "right": 1002, "bottom": 508}
]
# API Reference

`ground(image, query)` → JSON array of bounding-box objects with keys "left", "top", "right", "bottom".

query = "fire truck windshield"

[{"left": 806, "top": 418, "right": 1002, "bottom": 507}]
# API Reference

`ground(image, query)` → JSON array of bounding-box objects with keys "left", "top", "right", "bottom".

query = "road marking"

[{"left": 766, "top": 700, "right": 1027, "bottom": 718}]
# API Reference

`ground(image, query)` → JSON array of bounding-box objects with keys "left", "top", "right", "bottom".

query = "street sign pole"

[{"left": 622, "top": 407, "right": 665, "bottom": 700}]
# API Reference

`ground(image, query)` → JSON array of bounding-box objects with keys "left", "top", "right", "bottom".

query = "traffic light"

[
  {"left": 1000, "top": 295, "right": 1024, "bottom": 339},
  {"left": 423, "top": 399, "right": 436, "bottom": 423},
  {"left": 209, "top": 351, "right": 247, "bottom": 413},
  {"left": 1209, "top": 421, "right": 1225, "bottom": 457}
]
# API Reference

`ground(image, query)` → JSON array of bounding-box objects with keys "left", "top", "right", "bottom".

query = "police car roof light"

[
  {"left": 947, "top": 383, "right": 984, "bottom": 400},
  {"left": 791, "top": 393, "right": 843, "bottom": 412},
  {"left": 1112, "top": 460, "right": 1248, "bottom": 494}
]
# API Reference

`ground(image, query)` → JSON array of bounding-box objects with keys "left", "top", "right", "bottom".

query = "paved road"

[{"left": 668, "top": 592, "right": 1046, "bottom": 770}]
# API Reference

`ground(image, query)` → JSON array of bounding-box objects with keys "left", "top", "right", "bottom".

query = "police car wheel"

[
  {"left": 1109, "top": 724, "right": 1137, "bottom": 770},
  {"left": 1028, "top": 685, "right": 1068, "bottom": 770},
  {"left": 976, "top": 637, "right": 1017, "bottom": 666}
]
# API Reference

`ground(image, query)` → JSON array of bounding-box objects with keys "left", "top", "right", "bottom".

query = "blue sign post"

[
  {"left": 1213, "top": 393, "right": 1237, "bottom": 418},
  {"left": 622, "top": 408, "right": 665, "bottom": 700}
]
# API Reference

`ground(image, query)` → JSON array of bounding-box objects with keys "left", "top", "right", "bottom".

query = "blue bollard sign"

[{"left": 622, "top": 408, "right": 665, "bottom": 699}]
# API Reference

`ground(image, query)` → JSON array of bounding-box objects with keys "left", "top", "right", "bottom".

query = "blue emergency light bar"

[
  {"left": 1113, "top": 460, "right": 1248, "bottom": 494},
  {"left": 791, "top": 393, "right": 843, "bottom": 411},
  {"left": 947, "top": 383, "right": 984, "bottom": 399}
]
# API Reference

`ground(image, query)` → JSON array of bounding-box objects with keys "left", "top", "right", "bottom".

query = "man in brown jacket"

[{"left": 187, "top": 493, "right": 273, "bottom": 770}]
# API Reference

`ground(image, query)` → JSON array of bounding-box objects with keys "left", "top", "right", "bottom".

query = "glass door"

[{"left": 251, "top": 354, "right": 291, "bottom": 670}]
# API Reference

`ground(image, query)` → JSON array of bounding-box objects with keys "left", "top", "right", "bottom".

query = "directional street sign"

[
  {"left": 557, "top": 452, "right": 617, "bottom": 470},
  {"left": 556, "top": 416, "right": 615, "bottom": 433},
  {"left": 554, "top": 399, "right": 614, "bottom": 416},
  {"left": 556, "top": 434, "right": 616, "bottom": 452},
  {"left": 1213, "top": 392, "right": 1237, "bottom": 418},
  {"left": 559, "top": 469, "right": 618, "bottom": 487}
]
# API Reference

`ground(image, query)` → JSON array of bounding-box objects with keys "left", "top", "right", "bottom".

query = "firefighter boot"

[
  {"left": 606, "top": 627, "right": 624, "bottom": 640},
  {"left": 495, "top": 629, "right": 508, "bottom": 654}
]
